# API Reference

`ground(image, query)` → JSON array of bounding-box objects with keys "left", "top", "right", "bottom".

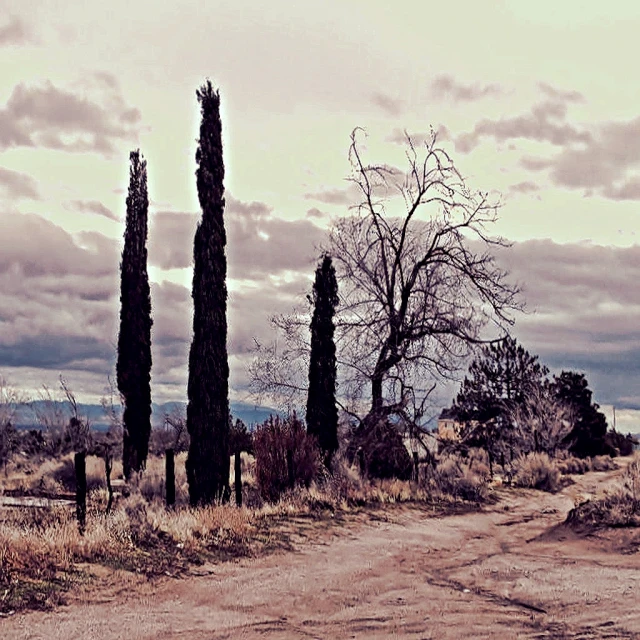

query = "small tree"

[
  {"left": 306, "top": 255, "right": 339, "bottom": 469},
  {"left": 117, "top": 149, "right": 152, "bottom": 480},
  {"left": 452, "top": 336, "right": 548, "bottom": 471},
  {"left": 186, "top": 80, "right": 230, "bottom": 506}
]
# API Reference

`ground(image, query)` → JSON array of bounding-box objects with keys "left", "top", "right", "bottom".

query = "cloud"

[
  {"left": 371, "top": 92, "right": 404, "bottom": 117},
  {"left": 0, "top": 213, "right": 119, "bottom": 378},
  {"left": 602, "top": 176, "right": 640, "bottom": 201},
  {"left": 303, "top": 187, "right": 355, "bottom": 205},
  {"left": 149, "top": 197, "right": 326, "bottom": 279},
  {"left": 386, "top": 126, "right": 450, "bottom": 147},
  {"left": 508, "top": 181, "right": 540, "bottom": 195},
  {"left": 306, "top": 207, "right": 326, "bottom": 219},
  {"left": 0, "top": 75, "right": 142, "bottom": 154},
  {"left": 431, "top": 74, "right": 502, "bottom": 102},
  {"left": 0, "top": 16, "right": 31, "bottom": 46},
  {"left": 66, "top": 199, "right": 120, "bottom": 222},
  {"left": 0, "top": 167, "right": 40, "bottom": 199},
  {"left": 538, "top": 83, "right": 585, "bottom": 104},
  {"left": 494, "top": 239, "right": 640, "bottom": 408},
  {"left": 455, "top": 99, "right": 591, "bottom": 153}
]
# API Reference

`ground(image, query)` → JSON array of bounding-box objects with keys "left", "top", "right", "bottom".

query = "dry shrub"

[
  {"left": 591, "top": 455, "right": 617, "bottom": 472},
  {"left": 512, "top": 452, "right": 561, "bottom": 492},
  {"left": 254, "top": 415, "right": 320, "bottom": 503},
  {"left": 557, "top": 456, "right": 592, "bottom": 475},
  {"left": 567, "top": 458, "right": 640, "bottom": 529},
  {"left": 426, "top": 455, "right": 489, "bottom": 502}
]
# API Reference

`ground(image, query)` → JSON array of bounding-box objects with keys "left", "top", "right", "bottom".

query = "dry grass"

[
  {"left": 566, "top": 453, "right": 640, "bottom": 529},
  {"left": 512, "top": 452, "right": 562, "bottom": 492},
  {"left": 0, "top": 449, "right": 491, "bottom": 614}
]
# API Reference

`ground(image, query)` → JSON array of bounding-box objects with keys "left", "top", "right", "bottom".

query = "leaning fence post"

[
  {"left": 234, "top": 450, "right": 242, "bottom": 506},
  {"left": 75, "top": 451, "right": 86, "bottom": 535},
  {"left": 165, "top": 448, "right": 175, "bottom": 507}
]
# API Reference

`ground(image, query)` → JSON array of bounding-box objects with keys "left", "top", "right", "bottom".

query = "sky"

[{"left": 1, "top": 1, "right": 640, "bottom": 430}]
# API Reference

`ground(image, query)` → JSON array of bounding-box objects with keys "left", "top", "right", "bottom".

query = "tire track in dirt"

[{"left": 4, "top": 464, "right": 640, "bottom": 639}]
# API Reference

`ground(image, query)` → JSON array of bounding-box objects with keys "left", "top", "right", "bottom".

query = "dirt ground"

[{"left": 4, "top": 464, "right": 640, "bottom": 639}]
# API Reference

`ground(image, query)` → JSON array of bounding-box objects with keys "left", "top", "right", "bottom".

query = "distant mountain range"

[{"left": 13, "top": 400, "right": 282, "bottom": 431}]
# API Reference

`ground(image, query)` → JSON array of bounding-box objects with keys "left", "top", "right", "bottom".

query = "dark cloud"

[
  {"left": 495, "top": 239, "right": 640, "bottom": 408},
  {"left": 66, "top": 199, "right": 119, "bottom": 221},
  {"left": 306, "top": 207, "right": 326, "bottom": 219},
  {"left": 431, "top": 74, "right": 502, "bottom": 102},
  {"left": 0, "top": 16, "right": 31, "bottom": 46},
  {"left": 371, "top": 92, "right": 404, "bottom": 117},
  {"left": 0, "top": 76, "right": 142, "bottom": 154},
  {"left": 455, "top": 100, "right": 591, "bottom": 153},
  {"left": 0, "top": 167, "right": 40, "bottom": 199}
]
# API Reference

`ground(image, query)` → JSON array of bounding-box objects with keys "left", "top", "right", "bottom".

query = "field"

[{"left": 2, "top": 453, "right": 640, "bottom": 638}]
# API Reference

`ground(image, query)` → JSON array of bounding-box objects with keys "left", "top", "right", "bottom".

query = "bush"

[
  {"left": 591, "top": 455, "right": 617, "bottom": 472},
  {"left": 513, "top": 452, "right": 562, "bottom": 492},
  {"left": 426, "top": 455, "right": 489, "bottom": 502},
  {"left": 253, "top": 414, "right": 320, "bottom": 503},
  {"left": 557, "top": 456, "right": 591, "bottom": 475}
]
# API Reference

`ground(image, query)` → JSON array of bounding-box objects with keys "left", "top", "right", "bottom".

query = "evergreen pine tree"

[
  {"left": 306, "top": 254, "right": 339, "bottom": 468},
  {"left": 186, "top": 81, "right": 230, "bottom": 505},
  {"left": 117, "top": 150, "right": 152, "bottom": 480}
]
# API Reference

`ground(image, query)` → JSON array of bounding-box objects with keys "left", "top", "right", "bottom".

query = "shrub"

[
  {"left": 557, "top": 456, "right": 591, "bottom": 475},
  {"left": 426, "top": 455, "right": 489, "bottom": 502},
  {"left": 591, "top": 455, "right": 617, "bottom": 472},
  {"left": 253, "top": 414, "right": 320, "bottom": 503},
  {"left": 513, "top": 452, "right": 562, "bottom": 492}
]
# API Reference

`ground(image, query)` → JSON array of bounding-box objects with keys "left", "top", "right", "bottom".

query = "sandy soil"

[{"left": 4, "top": 465, "right": 640, "bottom": 640}]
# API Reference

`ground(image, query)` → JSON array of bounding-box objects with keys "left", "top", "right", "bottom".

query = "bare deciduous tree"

[
  {"left": 332, "top": 128, "right": 520, "bottom": 430},
  {"left": 505, "top": 382, "right": 574, "bottom": 458},
  {"left": 251, "top": 129, "right": 520, "bottom": 442}
]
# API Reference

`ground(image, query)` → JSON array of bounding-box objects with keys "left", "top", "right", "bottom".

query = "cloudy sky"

[{"left": 2, "top": 1, "right": 640, "bottom": 428}]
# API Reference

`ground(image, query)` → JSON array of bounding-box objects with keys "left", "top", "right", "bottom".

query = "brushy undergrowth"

[
  {"left": 0, "top": 450, "right": 491, "bottom": 614},
  {"left": 566, "top": 454, "right": 640, "bottom": 529},
  {"left": 512, "top": 452, "right": 562, "bottom": 492}
]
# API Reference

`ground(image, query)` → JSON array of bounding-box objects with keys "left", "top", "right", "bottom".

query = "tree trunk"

[
  {"left": 371, "top": 376, "right": 383, "bottom": 413},
  {"left": 104, "top": 453, "right": 114, "bottom": 514},
  {"left": 75, "top": 451, "right": 86, "bottom": 535},
  {"left": 166, "top": 448, "right": 175, "bottom": 507},
  {"left": 234, "top": 449, "right": 242, "bottom": 507}
]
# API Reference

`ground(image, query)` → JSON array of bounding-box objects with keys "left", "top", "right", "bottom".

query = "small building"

[{"left": 437, "top": 408, "right": 464, "bottom": 442}]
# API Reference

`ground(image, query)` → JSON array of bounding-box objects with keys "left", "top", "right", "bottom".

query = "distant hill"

[{"left": 14, "top": 400, "right": 282, "bottom": 431}]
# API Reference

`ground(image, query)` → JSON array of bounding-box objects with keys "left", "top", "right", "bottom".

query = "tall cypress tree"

[
  {"left": 186, "top": 81, "right": 230, "bottom": 506},
  {"left": 117, "top": 150, "right": 152, "bottom": 480},
  {"left": 306, "top": 254, "right": 339, "bottom": 469}
]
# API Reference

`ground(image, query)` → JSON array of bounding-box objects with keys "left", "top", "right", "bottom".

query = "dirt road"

[{"left": 5, "top": 467, "right": 640, "bottom": 639}]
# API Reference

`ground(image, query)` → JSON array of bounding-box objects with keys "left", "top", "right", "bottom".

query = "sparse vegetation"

[
  {"left": 512, "top": 452, "right": 562, "bottom": 493},
  {"left": 566, "top": 454, "right": 640, "bottom": 529}
]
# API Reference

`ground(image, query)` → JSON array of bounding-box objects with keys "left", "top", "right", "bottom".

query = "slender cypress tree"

[
  {"left": 186, "top": 81, "right": 230, "bottom": 505},
  {"left": 306, "top": 254, "right": 339, "bottom": 469},
  {"left": 117, "top": 150, "right": 152, "bottom": 480}
]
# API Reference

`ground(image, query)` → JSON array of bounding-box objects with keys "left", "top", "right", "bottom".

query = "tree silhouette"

[
  {"left": 452, "top": 336, "right": 548, "bottom": 471},
  {"left": 117, "top": 150, "right": 152, "bottom": 480},
  {"left": 186, "top": 81, "right": 230, "bottom": 506},
  {"left": 551, "top": 371, "right": 608, "bottom": 458},
  {"left": 306, "top": 254, "right": 339, "bottom": 469}
]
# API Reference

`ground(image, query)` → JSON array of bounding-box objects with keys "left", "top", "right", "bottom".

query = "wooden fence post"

[
  {"left": 166, "top": 448, "right": 175, "bottom": 507},
  {"left": 235, "top": 450, "right": 242, "bottom": 507},
  {"left": 75, "top": 451, "right": 86, "bottom": 535}
]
